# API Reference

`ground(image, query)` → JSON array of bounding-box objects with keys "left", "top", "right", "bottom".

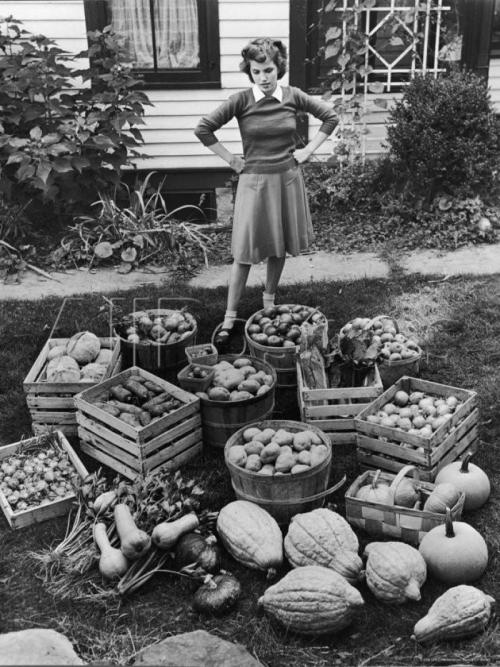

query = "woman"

[{"left": 194, "top": 38, "right": 337, "bottom": 346}]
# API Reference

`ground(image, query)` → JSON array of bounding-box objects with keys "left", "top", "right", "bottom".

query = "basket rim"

[
  {"left": 244, "top": 304, "right": 327, "bottom": 352},
  {"left": 224, "top": 419, "right": 332, "bottom": 479},
  {"left": 114, "top": 308, "right": 198, "bottom": 346}
]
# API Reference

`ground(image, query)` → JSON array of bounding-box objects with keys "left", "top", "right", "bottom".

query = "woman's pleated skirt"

[{"left": 231, "top": 165, "right": 313, "bottom": 265}]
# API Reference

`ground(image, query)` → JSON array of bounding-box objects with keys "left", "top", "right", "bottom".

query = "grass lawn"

[{"left": 0, "top": 273, "right": 499, "bottom": 666}]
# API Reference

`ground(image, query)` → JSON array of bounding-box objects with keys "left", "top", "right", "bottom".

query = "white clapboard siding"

[
  {"left": 0, "top": 0, "right": 395, "bottom": 169},
  {"left": 488, "top": 59, "right": 500, "bottom": 111}
]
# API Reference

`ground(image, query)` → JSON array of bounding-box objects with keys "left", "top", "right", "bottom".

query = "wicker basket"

[
  {"left": 378, "top": 352, "right": 422, "bottom": 389},
  {"left": 344, "top": 464, "right": 465, "bottom": 545}
]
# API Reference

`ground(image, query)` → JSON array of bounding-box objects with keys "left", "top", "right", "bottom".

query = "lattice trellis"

[{"left": 330, "top": 0, "right": 452, "bottom": 159}]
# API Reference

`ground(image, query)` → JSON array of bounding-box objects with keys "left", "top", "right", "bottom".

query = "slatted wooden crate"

[
  {"left": 354, "top": 376, "right": 479, "bottom": 481},
  {"left": 344, "top": 465, "right": 465, "bottom": 546},
  {"left": 23, "top": 336, "right": 121, "bottom": 437},
  {"left": 0, "top": 431, "right": 88, "bottom": 529},
  {"left": 74, "top": 366, "right": 202, "bottom": 480},
  {"left": 297, "top": 360, "right": 383, "bottom": 445}
]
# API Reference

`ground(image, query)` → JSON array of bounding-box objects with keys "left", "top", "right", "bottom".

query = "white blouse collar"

[{"left": 252, "top": 83, "right": 283, "bottom": 103}]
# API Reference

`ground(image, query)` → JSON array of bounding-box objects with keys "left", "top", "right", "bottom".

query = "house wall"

[{"left": 2, "top": 1, "right": 500, "bottom": 171}]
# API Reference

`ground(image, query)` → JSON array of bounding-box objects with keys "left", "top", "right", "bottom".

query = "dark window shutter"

[{"left": 460, "top": 0, "right": 495, "bottom": 77}]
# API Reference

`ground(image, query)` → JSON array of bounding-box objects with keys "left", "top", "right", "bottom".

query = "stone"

[
  {"left": 0, "top": 628, "right": 84, "bottom": 665},
  {"left": 133, "top": 629, "right": 262, "bottom": 667}
]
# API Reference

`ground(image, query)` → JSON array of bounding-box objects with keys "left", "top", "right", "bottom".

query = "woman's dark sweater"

[{"left": 194, "top": 86, "right": 337, "bottom": 173}]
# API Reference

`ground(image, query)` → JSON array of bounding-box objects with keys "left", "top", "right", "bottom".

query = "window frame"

[{"left": 83, "top": 0, "right": 221, "bottom": 89}]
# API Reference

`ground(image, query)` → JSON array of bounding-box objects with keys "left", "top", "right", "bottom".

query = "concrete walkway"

[{"left": 1, "top": 243, "right": 499, "bottom": 301}]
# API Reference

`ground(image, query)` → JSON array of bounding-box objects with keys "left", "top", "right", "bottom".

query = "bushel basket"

[{"left": 224, "top": 419, "right": 345, "bottom": 524}]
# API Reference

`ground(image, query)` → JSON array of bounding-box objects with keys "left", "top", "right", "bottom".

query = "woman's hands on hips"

[
  {"left": 292, "top": 148, "right": 312, "bottom": 164},
  {"left": 229, "top": 155, "right": 246, "bottom": 173}
]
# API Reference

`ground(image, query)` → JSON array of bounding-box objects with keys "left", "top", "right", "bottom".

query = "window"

[
  {"left": 491, "top": 0, "right": 500, "bottom": 56},
  {"left": 84, "top": 0, "right": 220, "bottom": 89}
]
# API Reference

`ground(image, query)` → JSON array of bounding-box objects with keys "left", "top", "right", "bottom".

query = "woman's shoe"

[{"left": 211, "top": 319, "right": 247, "bottom": 355}]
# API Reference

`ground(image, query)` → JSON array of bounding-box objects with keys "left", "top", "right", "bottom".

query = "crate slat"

[
  {"left": 0, "top": 431, "right": 88, "bottom": 529},
  {"left": 23, "top": 336, "right": 120, "bottom": 436},
  {"left": 297, "top": 360, "right": 383, "bottom": 446},
  {"left": 75, "top": 366, "right": 202, "bottom": 477}
]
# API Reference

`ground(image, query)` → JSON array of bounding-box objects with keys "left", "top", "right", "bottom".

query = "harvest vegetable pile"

[
  {"left": 1, "top": 300, "right": 495, "bottom": 655},
  {"left": 91, "top": 373, "right": 184, "bottom": 427}
]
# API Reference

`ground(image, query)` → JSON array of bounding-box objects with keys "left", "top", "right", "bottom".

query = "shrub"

[
  {"left": 0, "top": 17, "right": 151, "bottom": 236},
  {"left": 386, "top": 70, "right": 500, "bottom": 200}
]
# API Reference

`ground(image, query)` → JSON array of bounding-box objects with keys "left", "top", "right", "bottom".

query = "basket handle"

[
  {"left": 48, "top": 297, "right": 85, "bottom": 339},
  {"left": 232, "top": 474, "right": 346, "bottom": 505},
  {"left": 388, "top": 464, "right": 420, "bottom": 503}
]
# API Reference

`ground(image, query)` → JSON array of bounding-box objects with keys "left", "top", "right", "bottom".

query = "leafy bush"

[
  {"left": 386, "top": 71, "right": 500, "bottom": 200},
  {"left": 0, "top": 17, "right": 151, "bottom": 236}
]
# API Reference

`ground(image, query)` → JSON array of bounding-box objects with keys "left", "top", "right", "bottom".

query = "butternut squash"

[
  {"left": 94, "top": 522, "right": 129, "bottom": 581},
  {"left": 152, "top": 513, "right": 200, "bottom": 550},
  {"left": 114, "top": 504, "right": 151, "bottom": 561}
]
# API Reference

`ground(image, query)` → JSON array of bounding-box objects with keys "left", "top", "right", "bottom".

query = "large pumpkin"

[
  {"left": 419, "top": 508, "right": 488, "bottom": 584},
  {"left": 435, "top": 453, "right": 491, "bottom": 511}
]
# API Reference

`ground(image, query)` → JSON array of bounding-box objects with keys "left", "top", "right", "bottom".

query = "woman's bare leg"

[
  {"left": 218, "top": 261, "right": 251, "bottom": 338},
  {"left": 264, "top": 256, "right": 286, "bottom": 305}
]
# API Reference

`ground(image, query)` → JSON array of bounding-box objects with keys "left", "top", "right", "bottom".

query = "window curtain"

[{"left": 109, "top": 0, "right": 200, "bottom": 69}]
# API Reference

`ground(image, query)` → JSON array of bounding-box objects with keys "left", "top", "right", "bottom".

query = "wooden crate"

[
  {"left": 297, "top": 360, "right": 383, "bottom": 445},
  {"left": 74, "top": 366, "right": 202, "bottom": 480},
  {"left": 344, "top": 465, "right": 465, "bottom": 546},
  {"left": 354, "top": 376, "right": 479, "bottom": 481},
  {"left": 0, "top": 431, "right": 88, "bottom": 530},
  {"left": 23, "top": 337, "right": 121, "bottom": 436}
]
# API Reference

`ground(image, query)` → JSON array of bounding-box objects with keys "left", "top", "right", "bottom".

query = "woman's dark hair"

[{"left": 239, "top": 38, "right": 288, "bottom": 81}]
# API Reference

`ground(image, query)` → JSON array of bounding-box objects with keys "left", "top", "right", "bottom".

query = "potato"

[
  {"left": 242, "top": 427, "right": 262, "bottom": 442},
  {"left": 207, "top": 386, "right": 230, "bottom": 401},
  {"left": 273, "top": 428, "right": 294, "bottom": 447}
]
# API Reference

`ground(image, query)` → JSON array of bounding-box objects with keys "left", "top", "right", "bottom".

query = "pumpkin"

[
  {"left": 390, "top": 467, "right": 420, "bottom": 508},
  {"left": 435, "top": 453, "right": 491, "bottom": 511},
  {"left": 418, "top": 507, "right": 488, "bottom": 584},
  {"left": 193, "top": 573, "right": 241, "bottom": 615},
  {"left": 355, "top": 469, "right": 392, "bottom": 504},
  {"left": 258, "top": 565, "right": 364, "bottom": 635},
  {"left": 45, "top": 355, "right": 81, "bottom": 383},
  {"left": 284, "top": 508, "right": 363, "bottom": 584},
  {"left": 423, "top": 482, "right": 461, "bottom": 514},
  {"left": 216, "top": 500, "right": 283, "bottom": 578},
  {"left": 412, "top": 585, "right": 495, "bottom": 643},
  {"left": 66, "top": 331, "right": 101, "bottom": 364},
  {"left": 364, "top": 541, "right": 427, "bottom": 603}
]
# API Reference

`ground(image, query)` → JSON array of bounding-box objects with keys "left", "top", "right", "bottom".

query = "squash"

[
  {"left": 152, "top": 513, "right": 200, "bottom": 550},
  {"left": 216, "top": 500, "right": 283, "bottom": 578},
  {"left": 412, "top": 585, "right": 495, "bottom": 643},
  {"left": 66, "top": 330, "right": 101, "bottom": 364},
  {"left": 193, "top": 573, "right": 242, "bottom": 615},
  {"left": 418, "top": 507, "right": 488, "bottom": 584},
  {"left": 284, "top": 508, "right": 363, "bottom": 584},
  {"left": 434, "top": 453, "right": 491, "bottom": 511},
  {"left": 355, "top": 469, "right": 392, "bottom": 504},
  {"left": 174, "top": 532, "right": 221, "bottom": 574},
  {"left": 364, "top": 541, "right": 427, "bottom": 603},
  {"left": 423, "top": 482, "right": 462, "bottom": 514},
  {"left": 258, "top": 565, "right": 364, "bottom": 635},
  {"left": 114, "top": 504, "right": 151, "bottom": 561},
  {"left": 93, "top": 522, "right": 129, "bottom": 581},
  {"left": 392, "top": 474, "right": 419, "bottom": 508},
  {"left": 45, "top": 355, "right": 81, "bottom": 383}
]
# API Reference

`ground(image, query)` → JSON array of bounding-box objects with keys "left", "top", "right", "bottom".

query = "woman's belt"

[{"left": 241, "top": 156, "right": 297, "bottom": 174}]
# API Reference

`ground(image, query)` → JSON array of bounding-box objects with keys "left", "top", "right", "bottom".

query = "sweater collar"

[{"left": 252, "top": 83, "right": 283, "bottom": 103}]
